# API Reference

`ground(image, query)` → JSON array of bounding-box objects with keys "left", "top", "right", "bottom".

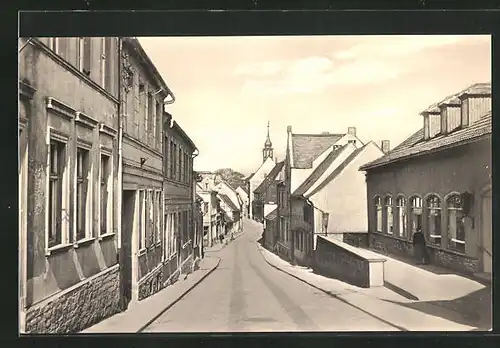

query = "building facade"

[
  {"left": 119, "top": 37, "right": 171, "bottom": 305},
  {"left": 197, "top": 172, "right": 223, "bottom": 246},
  {"left": 19, "top": 37, "right": 121, "bottom": 333},
  {"left": 359, "top": 83, "right": 492, "bottom": 278},
  {"left": 236, "top": 186, "right": 249, "bottom": 218},
  {"left": 253, "top": 161, "right": 284, "bottom": 222},
  {"left": 163, "top": 115, "right": 200, "bottom": 284}
]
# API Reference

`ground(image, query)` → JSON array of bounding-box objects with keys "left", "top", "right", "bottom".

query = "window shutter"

[{"left": 83, "top": 37, "right": 92, "bottom": 75}]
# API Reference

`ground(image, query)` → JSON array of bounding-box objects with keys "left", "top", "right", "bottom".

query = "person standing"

[{"left": 412, "top": 227, "right": 428, "bottom": 265}]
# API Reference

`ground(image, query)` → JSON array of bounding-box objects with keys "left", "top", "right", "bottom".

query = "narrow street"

[{"left": 143, "top": 219, "right": 398, "bottom": 332}]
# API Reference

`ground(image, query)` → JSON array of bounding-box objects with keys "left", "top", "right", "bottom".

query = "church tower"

[{"left": 262, "top": 121, "right": 274, "bottom": 163}]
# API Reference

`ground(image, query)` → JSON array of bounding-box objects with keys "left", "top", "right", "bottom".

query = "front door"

[
  {"left": 481, "top": 190, "right": 492, "bottom": 273},
  {"left": 120, "top": 190, "right": 135, "bottom": 309}
]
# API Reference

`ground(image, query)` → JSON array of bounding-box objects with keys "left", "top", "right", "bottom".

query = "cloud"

[{"left": 238, "top": 35, "right": 481, "bottom": 98}]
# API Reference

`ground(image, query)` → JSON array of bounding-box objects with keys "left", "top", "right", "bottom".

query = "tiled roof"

[
  {"left": 265, "top": 207, "right": 278, "bottom": 221},
  {"left": 292, "top": 133, "right": 344, "bottom": 168},
  {"left": 218, "top": 193, "right": 240, "bottom": 212},
  {"left": 254, "top": 161, "right": 285, "bottom": 194},
  {"left": 306, "top": 144, "right": 368, "bottom": 198},
  {"left": 359, "top": 113, "right": 491, "bottom": 171},
  {"left": 293, "top": 145, "right": 347, "bottom": 196}
]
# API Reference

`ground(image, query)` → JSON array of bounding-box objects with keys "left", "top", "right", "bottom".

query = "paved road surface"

[{"left": 143, "top": 219, "right": 397, "bottom": 332}]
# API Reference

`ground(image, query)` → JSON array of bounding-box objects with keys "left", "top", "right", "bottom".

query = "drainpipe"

[
  {"left": 191, "top": 149, "right": 199, "bottom": 261},
  {"left": 117, "top": 37, "right": 125, "bottom": 309}
]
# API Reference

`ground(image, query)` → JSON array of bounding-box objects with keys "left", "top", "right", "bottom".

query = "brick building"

[
  {"left": 19, "top": 37, "right": 121, "bottom": 333},
  {"left": 359, "top": 83, "right": 492, "bottom": 279}
]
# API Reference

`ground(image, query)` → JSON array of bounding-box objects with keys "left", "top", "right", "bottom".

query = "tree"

[{"left": 214, "top": 168, "right": 246, "bottom": 190}]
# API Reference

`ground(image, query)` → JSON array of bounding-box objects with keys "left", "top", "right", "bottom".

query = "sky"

[{"left": 138, "top": 35, "right": 491, "bottom": 176}]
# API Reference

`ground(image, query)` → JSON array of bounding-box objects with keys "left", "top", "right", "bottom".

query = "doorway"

[
  {"left": 481, "top": 189, "right": 492, "bottom": 273},
  {"left": 119, "top": 190, "right": 135, "bottom": 309}
]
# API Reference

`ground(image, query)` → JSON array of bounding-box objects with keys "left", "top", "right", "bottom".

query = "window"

[
  {"left": 100, "top": 154, "right": 111, "bottom": 235},
  {"left": 169, "top": 140, "right": 174, "bottom": 179},
  {"left": 48, "top": 140, "right": 66, "bottom": 248},
  {"left": 156, "top": 102, "right": 162, "bottom": 150},
  {"left": 447, "top": 195, "right": 465, "bottom": 253},
  {"left": 426, "top": 195, "right": 442, "bottom": 246},
  {"left": 76, "top": 148, "right": 90, "bottom": 241},
  {"left": 148, "top": 190, "right": 154, "bottom": 246},
  {"left": 102, "top": 37, "right": 112, "bottom": 91},
  {"left": 139, "top": 190, "right": 145, "bottom": 250},
  {"left": 348, "top": 139, "right": 356, "bottom": 145},
  {"left": 384, "top": 196, "right": 393, "bottom": 234},
  {"left": 147, "top": 93, "right": 153, "bottom": 135},
  {"left": 396, "top": 196, "right": 407, "bottom": 237},
  {"left": 374, "top": 197, "right": 382, "bottom": 232},
  {"left": 180, "top": 150, "right": 184, "bottom": 183},
  {"left": 205, "top": 183, "right": 209, "bottom": 190},
  {"left": 204, "top": 202, "right": 208, "bottom": 214},
  {"left": 176, "top": 147, "right": 181, "bottom": 181},
  {"left": 157, "top": 191, "right": 162, "bottom": 244},
  {"left": 410, "top": 196, "right": 423, "bottom": 235},
  {"left": 80, "top": 37, "right": 92, "bottom": 76}
]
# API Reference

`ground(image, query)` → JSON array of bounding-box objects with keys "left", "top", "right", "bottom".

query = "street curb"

[
  {"left": 136, "top": 256, "right": 221, "bottom": 333},
  {"left": 256, "top": 244, "right": 408, "bottom": 332}
]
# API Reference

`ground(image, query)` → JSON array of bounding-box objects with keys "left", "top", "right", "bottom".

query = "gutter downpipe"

[{"left": 191, "top": 149, "right": 200, "bottom": 261}]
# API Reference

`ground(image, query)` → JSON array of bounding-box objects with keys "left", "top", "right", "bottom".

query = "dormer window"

[{"left": 426, "top": 111, "right": 441, "bottom": 139}]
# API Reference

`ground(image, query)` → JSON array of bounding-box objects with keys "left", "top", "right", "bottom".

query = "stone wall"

[
  {"left": 369, "top": 232, "right": 479, "bottom": 274},
  {"left": 138, "top": 267, "right": 163, "bottom": 301},
  {"left": 343, "top": 233, "right": 369, "bottom": 248},
  {"left": 312, "top": 237, "right": 371, "bottom": 288},
  {"left": 25, "top": 266, "right": 120, "bottom": 334},
  {"left": 276, "top": 242, "right": 291, "bottom": 262}
]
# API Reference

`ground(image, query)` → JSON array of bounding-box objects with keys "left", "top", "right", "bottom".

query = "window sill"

[
  {"left": 73, "top": 237, "right": 96, "bottom": 248},
  {"left": 426, "top": 243, "right": 469, "bottom": 257},
  {"left": 98, "top": 233, "right": 115, "bottom": 242},
  {"left": 45, "top": 243, "right": 73, "bottom": 257},
  {"left": 138, "top": 248, "right": 147, "bottom": 256}
]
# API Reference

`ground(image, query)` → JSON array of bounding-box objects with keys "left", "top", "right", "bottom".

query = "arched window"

[
  {"left": 409, "top": 196, "right": 423, "bottom": 236},
  {"left": 374, "top": 196, "right": 382, "bottom": 232},
  {"left": 426, "top": 195, "right": 442, "bottom": 246},
  {"left": 396, "top": 196, "right": 407, "bottom": 237},
  {"left": 384, "top": 196, "right": 393, "bottom": 234},
  {"left": 447, "top": 194, "right": 465, "bottom": 253}
]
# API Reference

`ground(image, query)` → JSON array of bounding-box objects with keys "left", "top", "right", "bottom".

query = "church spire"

[{"left": 263, "top": 121, "right": 274, "bottom": 163}]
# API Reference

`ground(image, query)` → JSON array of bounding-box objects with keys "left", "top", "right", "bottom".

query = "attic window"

[{"left": 348, "top": 140, "right": 356, "bottom": 145}]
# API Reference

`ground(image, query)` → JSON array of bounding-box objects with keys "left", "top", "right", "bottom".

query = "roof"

[
  {"left": 265, "top": 208, "right": 278, "bottom": 221},
  {"left": 237, "top": 186, "right": 249, "bottom": 196},
  {"left": 293, "top": 145, "right": 347, "bottom": 196},
  {"left": 306, "top": 143, "right": 368, "bottom": 198},
  {"left": 359, "top": 113, "right": 491, "bottom": 171},
  {"left": 292, "top": 133, "right": 344, "bottom": 168},
  {"left": 218, "top": 193, "right": 240, "bottom": 212},
  {"left": 169, "top": 119, "right": 198, "bottom": 152},
  {"left": 421, "top": 82, "right": 491, "bottom": 114},
  {"left": 254, "top": 161, "right": 285, "bottom": 194},
  {"left": 123, "top": 38, "right": 172, "bottom": 99}
]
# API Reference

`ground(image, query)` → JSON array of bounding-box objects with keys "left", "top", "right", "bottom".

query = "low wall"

[
  {"left": 369, "top": 232, "right": 478, "bottom": 274},
  {"left": 343, "top": 233, "right": 369, "bottom": 248},
  {"left": 276, "top": 242, "right": 291, "bottom": 262},
  {"left": 25, "top": 265, "right": 121, "bottom": 333},
  {"left": 313, "top": 236, "right": 386, "bottom": 288}
]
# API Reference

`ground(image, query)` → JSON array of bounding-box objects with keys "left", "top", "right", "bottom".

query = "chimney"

[
  {"left": 287, "top": 125, "right": 292, "bottom": 134},
  {"left": 381, "top": 140, "right": 390, "bottom": 154},
  {"left": 347, "top": 127, "right": 356, "bottom": 136},
  {"left": 321, "top": 131, "right": 330, "bottom": 135}
]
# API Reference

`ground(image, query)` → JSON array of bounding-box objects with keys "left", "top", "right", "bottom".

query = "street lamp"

[{"left": 322, "top": 212, "right": 329, "bottom": 236}]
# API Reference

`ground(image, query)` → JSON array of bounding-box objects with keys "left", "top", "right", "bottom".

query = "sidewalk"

[
  {"left": 80, "top": 256, "right": 221, "bottom": 334},
  {"left": 204, "top": 228, "right": 246, "bottom": 253},
  {"left": 257, "top": 244, "right": 488, "bottom": 331}
]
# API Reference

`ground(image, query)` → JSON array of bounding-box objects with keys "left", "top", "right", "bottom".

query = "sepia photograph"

[{"left": 18, "top": 33, "right": 492, "bottom": 334}]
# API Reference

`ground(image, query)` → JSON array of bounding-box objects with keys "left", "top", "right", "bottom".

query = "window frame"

[
  {"left": 396, "top": 195, "right": 408, "bottom": 238},
  {"left": 426, "top": 194, "right": 442, "bottom": 246},
  {"left": 384, "top": 195, "right": 394, "bottom": 234},
  {"left": 374, "top": 196, "right": 382, "bottom": 233},
  {"left": 446, "top": 194, "right": 466, "bottom": 253},
  {"left": 138, "top": 190, "right": 146, "bottom": 251},
  {"left": 75, "top": 146, "right": 91, "bottom": 242},
  {"left": 409, "top": 196, "right": 423, "bottom": 236},
  {"left": 46, "top": 132, "right": 69, "bottom": 250}
]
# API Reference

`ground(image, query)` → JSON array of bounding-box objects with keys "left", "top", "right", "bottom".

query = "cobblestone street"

[{"left": 143, "top": 219, "right": 398, "bottom": 332}]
